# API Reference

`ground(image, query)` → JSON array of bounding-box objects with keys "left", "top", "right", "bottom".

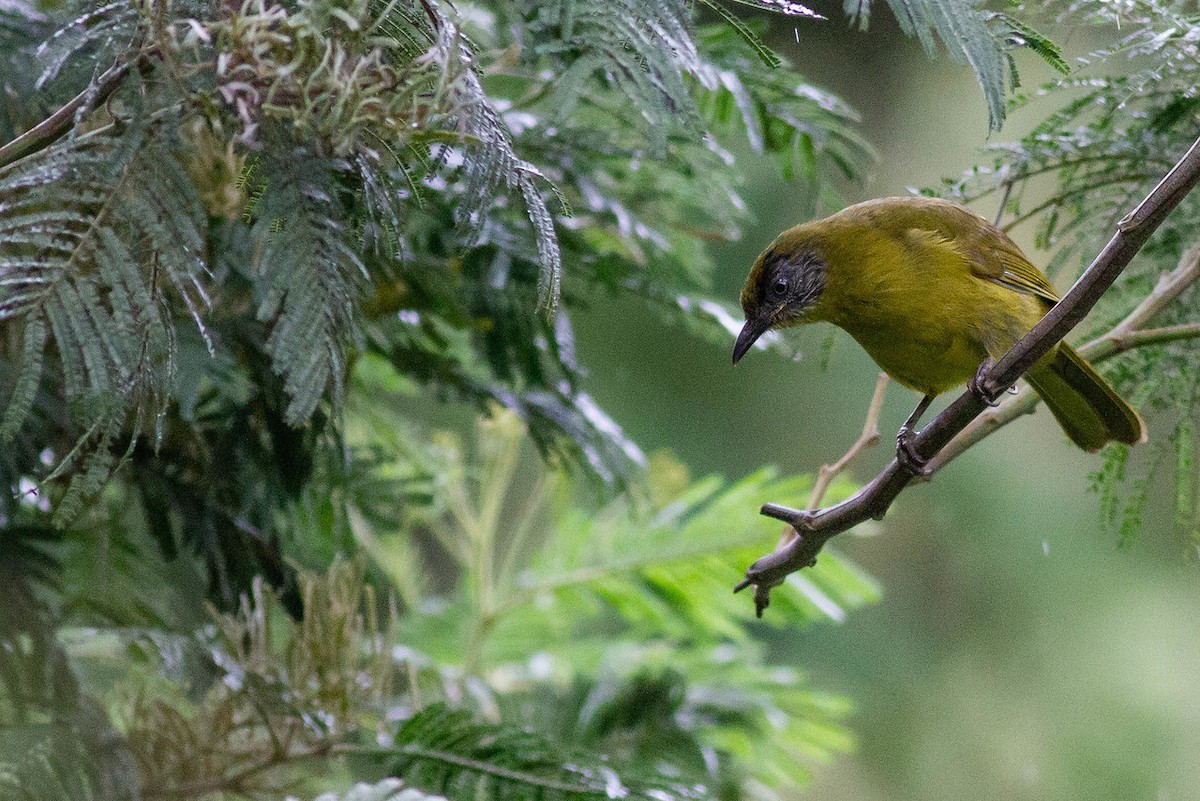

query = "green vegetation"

[{"left": 0, "top": 0, "right": 1197, "bottom": 799}]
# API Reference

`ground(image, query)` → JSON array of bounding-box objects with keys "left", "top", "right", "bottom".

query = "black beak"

[{"left": 732, "top": 318, "right": 767, "bottom": 364}]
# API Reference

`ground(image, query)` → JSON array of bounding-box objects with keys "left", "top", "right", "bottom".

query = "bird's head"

[{"left": 733, "top": 233, "right": 828, "bottom": 364}]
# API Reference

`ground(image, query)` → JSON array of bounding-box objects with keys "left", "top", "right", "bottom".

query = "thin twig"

[
  {"left": 775, "top": 372, "right": 888, "bottom": 550},
  {"left": 999, "top": 175, "right": 1153, "bottom": 233},
  {"left": 1104, "top": 322, "right": 1200, "bottom": 354},
  {"left": 1108, "top": 243, "right": 1200, "bottom": 339},
  {"left": 736, "top": 131, "right": 1200, "bottom": 617},
  {"left": 0, "top": 60, "right": 131, "bottom": 171},
  {"left": 993, "top": 178, "right": 1013, "bottom": 227},
  {"left": 807, "top": 372, "right": 889, "bottom": 510}
]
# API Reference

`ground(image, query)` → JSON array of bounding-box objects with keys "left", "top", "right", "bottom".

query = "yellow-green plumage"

[{"left": 736, "top": 196, "right": 1145, "bottom": 451}]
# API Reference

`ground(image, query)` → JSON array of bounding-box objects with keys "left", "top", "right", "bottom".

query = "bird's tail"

[{"left": 1024, "top": 343, "right": 1146, "bottom": 452}]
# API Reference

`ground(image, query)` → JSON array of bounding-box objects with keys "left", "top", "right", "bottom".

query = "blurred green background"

[{"left": 571, "top": 11, "right": 1200, "bottom": 801}]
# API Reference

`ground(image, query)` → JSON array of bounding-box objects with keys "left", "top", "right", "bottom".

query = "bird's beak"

[{"left": 732, "top": 317, "right": 768, "bottom": 364}]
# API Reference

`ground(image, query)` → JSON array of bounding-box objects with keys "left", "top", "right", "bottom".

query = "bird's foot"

[
  {"left": 967, "top": 357, "right": 1005, "bottom": 407},
  {"left": 895, "top": 426, "right": 931, "bottom": 477}
]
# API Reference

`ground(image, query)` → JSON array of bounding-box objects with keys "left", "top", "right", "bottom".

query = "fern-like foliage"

[
  {"left": 515, "top": 0, "right": 704, "bottom": 142},
  {"left": 249, "top": 149, "right": 366, "bottom": 423},
  {"left": 0, "top": 0, "right": 1056, "bottom": 528},
  {"left": 391, "top": 703, "right": 709, "bottom": 801},
  {"left": 103, "top": 558, "right": 727, "bottom": 800},
  {"left": 0, "top": 0, "right": 1003, "bottom": 519},
  {"left": 502, "top": 643, "right": 854, "bottom": 798},
  {"left": 358, "top": 408, "right": 877, "bottom": 796},
  {"left": 844, "top": 0, "right": 1066, "bottom": 130},
  {"left": 0, "top": 103, "right": 210, "bottom": 520},
  {"left": 34, "top": 1, "right": 141, "bottom": 95},
  {"left": 6, "top": 404, "right": 873, "bottom": 801}
]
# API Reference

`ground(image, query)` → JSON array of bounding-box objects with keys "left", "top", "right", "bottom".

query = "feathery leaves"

[
  {"left": 249, "top": 151, "right": 365, "bottom": 423},
  {"left": 0, "top": 106, "right": 210, "bottom": 519},
  {"left": 391, "top": 703, "right": 709, "bottom": 801}
]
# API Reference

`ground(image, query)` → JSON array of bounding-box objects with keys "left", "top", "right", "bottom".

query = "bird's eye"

[{"left": 770, "top": 277, "right": 789, "bottom": 297}]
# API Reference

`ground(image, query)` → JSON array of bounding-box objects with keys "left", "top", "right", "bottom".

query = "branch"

[
  {"left": 0, "top": 60, "right": 132, "bottom": 171},
  {"left": 927, "top": 243, "right": 1200, "bottom": 471},
  {"left": 1105, "top": 322, "right": 1200, "bottom": 353},
  {"left": 736, "top": 131, "right": 1200, "bottom": 617},
  {"left": 1106, "top": 242, "right": 1200, "bottom": 340},
  {"left": 142, "top": 736, "right": 335, "bottom": 800}
]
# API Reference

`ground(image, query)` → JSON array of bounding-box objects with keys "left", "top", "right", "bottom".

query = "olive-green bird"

[{"left": 732, "top": 197, "right": 1145, "bottom": 468}]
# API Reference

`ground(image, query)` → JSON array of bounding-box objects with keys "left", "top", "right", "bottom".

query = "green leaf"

[
  {"left": 993, "top": 13, "right": 1069, "bottom": 75},
  {"left": 0, "top": 109, "right": 211, "bottom": 516},
  {"left": 693, "top": 23, "right": 873, "bottom": 186},
  {"left": 503, "top": 641, "right": 857, "bottom": 796},
  {"left": 390, "top": 703, "right": 709, "bottom": 800},
  {"left": 850, "top": 0, "right": 1012, "bottom": 129},
  {"left": 695, "top": 0, "right": 783, "bottom": 68},
  {"left": 251, "top": 151, "right": 365, "bottom": 423},
  {"left": 0, "top": 314, "right": 47, "bottom": 441},
  {"left": 515, "top": 465, "right": 879, "bottom": 641}
]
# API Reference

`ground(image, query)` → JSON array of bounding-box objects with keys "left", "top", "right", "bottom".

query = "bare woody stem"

[
  {"left": 736, "top": 131, "right": 1200, "bottom": 617},
  {"left": 0, "top": 60, "right": 132, "bottom": 171},
  {"left": 805, "top": 372, "right": 888, "bottom": 510}
]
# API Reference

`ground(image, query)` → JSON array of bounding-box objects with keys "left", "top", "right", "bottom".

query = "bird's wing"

[
  {"left": 901, "top": 210, "right": 1060, "bottom": 304},
  {"left": 869, "top": 197, "right": 1060, "bottom": 303},
  {"left": 984, "top": 247, "right": 1061, "bottom": 303},
  {"left": 959, "top": 215, "right": 1061, "bottom": 303}
]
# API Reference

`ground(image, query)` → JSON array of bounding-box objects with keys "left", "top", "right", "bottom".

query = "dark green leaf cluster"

[
  {"left": 0, "top": 105, "right": 211, "bottom": 522},
  {"left": 0, "top": 0, "right": 879, "bottom": 524},
  {"left": 844, "top": 0, "right": 1065, "bottom": 129}
]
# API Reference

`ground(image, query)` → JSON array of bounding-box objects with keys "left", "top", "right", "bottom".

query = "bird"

[{"left": 732, "top": 196, "right": 1146, "bottom": 472}]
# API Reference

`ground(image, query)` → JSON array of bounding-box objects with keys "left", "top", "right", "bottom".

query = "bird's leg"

[
  {"left": 967, "top": 357, "right": 1005, "bottom": 407},
  {"left": 895, "top": 394, "right": 934, "bottom": 476}
]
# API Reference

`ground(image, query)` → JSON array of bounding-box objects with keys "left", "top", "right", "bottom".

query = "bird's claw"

[
  {"left": 968, "top": 357, "right": 1005, "bottom": 407},
  {"left": 895, "top": 426, "right": 931, "bottom": 477}
]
